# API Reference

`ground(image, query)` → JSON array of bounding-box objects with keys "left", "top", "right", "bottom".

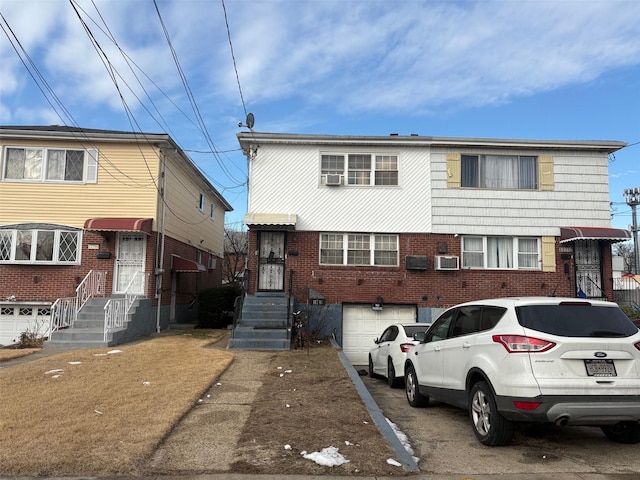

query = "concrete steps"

[
  {"left": 46, "top": 297, "right": 132, "bottom": 349},
  {"left": 228, "top": 292, "right": 290, "bottom": 350}
]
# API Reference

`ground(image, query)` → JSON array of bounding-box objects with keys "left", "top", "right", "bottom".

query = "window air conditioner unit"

[
  {"left": 435, "top": 255, "right": 460, "bottom": 271},
  {"left": 325, "top": 174, "right": 343, "bottom": 186}
]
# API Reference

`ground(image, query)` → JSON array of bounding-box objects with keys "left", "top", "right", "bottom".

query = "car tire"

[
  {"left": 387, "top": 358, "right": 400, "bottom": 388},
  {"left": 368, "top": 355, "right": 380, "bottom": 379},
  {"left": 469, "top": 381, "right": 514, "bottom": 446},
  {"left": 405, "top": 364, "right": 429, "bottom": 407},
  {"left": 600, "top": 422, "right": 640, "bottom": 444}
]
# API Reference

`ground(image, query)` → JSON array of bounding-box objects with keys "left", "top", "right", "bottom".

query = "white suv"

[{"left": 404, "top": 297, "right": 640, "bottom": 446}]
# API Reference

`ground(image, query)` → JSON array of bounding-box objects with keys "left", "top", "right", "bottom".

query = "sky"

[{"left": 0, "top": 0, "right": 639, "bottom": 231}]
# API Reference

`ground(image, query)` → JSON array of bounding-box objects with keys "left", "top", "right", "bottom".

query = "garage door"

[
  {"left": 0, "top": 304, "right": 51, "bottom": 346},
  {"left": 342, "top": 304, "right": 416, "bottom": 365}
]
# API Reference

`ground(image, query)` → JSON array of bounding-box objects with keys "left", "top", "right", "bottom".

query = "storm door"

[
  {"left": 257, "top": 231, "right": 285, "bottom": 291},
  {"left": 574, "top": 240, "right": 604, "bottom": 299},
  {"left": 114, "top": 232, "right": 146, "bottom": 293}
]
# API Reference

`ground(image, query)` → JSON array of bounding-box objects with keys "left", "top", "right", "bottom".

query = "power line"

[{"left": 221, "top": 0, "right": 247, "bottom": 118}]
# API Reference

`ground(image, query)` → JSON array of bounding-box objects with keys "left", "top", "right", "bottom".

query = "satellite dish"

[{"left": 246, "top": 112, "right": 255, "bottom": 129}]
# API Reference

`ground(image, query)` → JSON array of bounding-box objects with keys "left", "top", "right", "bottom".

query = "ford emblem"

[{"left": 594, "top": 352, "right": 607, "bottom": 358}]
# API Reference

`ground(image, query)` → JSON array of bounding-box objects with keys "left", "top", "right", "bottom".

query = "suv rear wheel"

[
  {"left": 469, "top": 381, "right": 514, "bottom": 446},
  {"left": 405, "top": 364, "right": 429, "bottom": 407},
  {"left": 600, "top": 422, "right": 640, "bottom": 444}
]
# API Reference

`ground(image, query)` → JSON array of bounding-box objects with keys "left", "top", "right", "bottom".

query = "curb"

[{"left": 330, "top": 338, "right": 419, "bottom": 473}]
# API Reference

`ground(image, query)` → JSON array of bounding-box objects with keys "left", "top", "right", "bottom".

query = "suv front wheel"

[{"left": 469, "top": 381, "right": 514, "bottom": 446}]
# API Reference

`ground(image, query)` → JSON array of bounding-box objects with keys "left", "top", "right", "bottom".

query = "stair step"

[{"left": 228, "top": 337, "right": 289, "bottom": 350}]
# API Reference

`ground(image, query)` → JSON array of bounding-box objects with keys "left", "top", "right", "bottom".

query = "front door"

[
  {"left": 574, "top": 240, "right": 604, "bottom": 299},
  {"left": 114, "top": 232, "right": 146, "bottom": 293},
  {"left": 257, "top": 231, "right": 285, "bottom": 291}
]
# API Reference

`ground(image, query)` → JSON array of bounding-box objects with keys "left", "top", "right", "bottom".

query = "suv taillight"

[
  {"left": 635, "top": 341, "right": 640, "bottom": 352},
  {"left": 493, "top": 335, "right": 556, "bottom": 353}
]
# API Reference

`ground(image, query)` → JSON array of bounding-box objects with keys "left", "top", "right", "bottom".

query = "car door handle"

[
  {"left": 462, "top": 342, "right": 471, "bottom": 349},
  {"left": 434, "top": 345, "right": 441, "bottom": 352}
]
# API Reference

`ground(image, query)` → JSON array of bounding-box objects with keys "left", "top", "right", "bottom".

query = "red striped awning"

[
  {"left": 559, "top": 227, "right": 631, "bottom": 244},
  {"left": 84, "top": 218, "right": 153, "bottom": 235},
  {"left": 171, "top": 255, "right": 206, "bottom": 273}
]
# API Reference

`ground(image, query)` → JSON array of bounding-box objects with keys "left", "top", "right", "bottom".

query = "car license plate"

[{"left": 584, "top": 359, "right": 616, "bottom": 377}]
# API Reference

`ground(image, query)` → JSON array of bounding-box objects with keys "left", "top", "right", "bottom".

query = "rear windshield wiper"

[{"left": 589, "top": 330, "right": 627, "bottom": 337}]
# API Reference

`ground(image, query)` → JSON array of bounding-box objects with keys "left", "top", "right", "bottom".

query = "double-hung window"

[
  {"left": 0, "top": 226, "right": 81, "bottom": 264},
  {"left": 3, "top": 147, "right": 98, "bottom": 183},
  {"left": 462, "top": 236, "right": 540, "bottom": 270},
  {"left": 320, "top": 233, "right": 398, "bottom": 266},
  {"left": 461, "top": 155, "right": 537, "bottom": 189},
  {"left": 320, "top": 153, "right": 398, "bottom": 186}
]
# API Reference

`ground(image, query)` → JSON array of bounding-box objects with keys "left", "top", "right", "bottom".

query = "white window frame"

[
  {"left": 320, "top": 152, "right": 399, "bottom": 186},
  {"left": 198, "top": 193, "right": 205, "bottom": 212},
  {"left": 462, "top": 236, "right": 541, "bottom": 270},
  {"left": 0, "top": 227, "right": 82, "bottom": 265},
  {"left": 2, "top": 146, "right": 98, "bottom": 183},
  {"left": 319, "top": 233, "right": 399, "bottom": 267},
  {"left": 210, "top": 203, "right": 215, "bottom": 221}
]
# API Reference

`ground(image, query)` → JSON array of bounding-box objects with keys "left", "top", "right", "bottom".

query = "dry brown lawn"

[
  {"left": 1, "top": 333, "right": 408, "bottom": 477},
  {"left": 228, "top": 345, "right": 403, "bottom": 476},
  {"left": 0, "top": 330, "right": 232, "bottom": 476}
]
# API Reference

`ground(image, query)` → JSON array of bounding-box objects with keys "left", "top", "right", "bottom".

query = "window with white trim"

[
  {"left": 2, "top": 147, "right": 98, "bottom": 183},
  {"left": 462, "top": 236, "right": 540, "bottom": 270},
  {"left": 0, "top": 227, "right": 81, "bottom": 264},
  {"left": 198, "top": 193, "right": 205, "bottom": 212},
  {"left": 320, "top": 153, "right": 398, "bottom": 186},
  {"left": 461, "top": 155, "right": 537, "bottom": 189},
  {"left": 320, "top": 233, "right": 398, "bottom": 266},
  {"left": 210, "top": 203, "right": 215, "bottom": 220}
]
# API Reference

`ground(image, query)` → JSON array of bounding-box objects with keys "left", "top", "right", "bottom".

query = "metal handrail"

[
  {"left": 48, "top": 270, "right": 107, "bottom": 339},
  {"left": 49, "top": 296, "right": 78, "bottom": 334},
  {"left": 103, "top": 271, "right": 148, "bottom": 341},
  {"left": 76, "top": 270, "right": 107, "bottom": 310}
]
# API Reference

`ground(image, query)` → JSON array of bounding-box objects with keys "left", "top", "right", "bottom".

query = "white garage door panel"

[
  {"left": 343, "top": 305, "right": 416, "bottom": 365},
  {"left": 0, "top": 305, "right": 51, "bottom": 346}
]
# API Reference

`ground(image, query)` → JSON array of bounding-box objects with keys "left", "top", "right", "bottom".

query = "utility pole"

[{"left": 624, "top": 187, "right": 640, "bottom": 274}]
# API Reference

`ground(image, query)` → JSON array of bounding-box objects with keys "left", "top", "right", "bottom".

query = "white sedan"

[{"left": 368, "top": 323, "right": 431, "bottom": 388}]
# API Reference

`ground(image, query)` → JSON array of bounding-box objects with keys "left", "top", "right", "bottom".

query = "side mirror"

[
  {"left": 374, "top": 337, "right": 380, "bottom": 344},
  {"left": 413, "top": 332, "right": 426, "bottom": 342}
]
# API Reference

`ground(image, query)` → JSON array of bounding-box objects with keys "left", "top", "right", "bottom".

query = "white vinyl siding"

[{"left": 433, "top": 149, "right": 610, "bottom": 236}]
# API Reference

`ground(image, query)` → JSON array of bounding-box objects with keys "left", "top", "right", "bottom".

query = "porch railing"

[
  {"left": 77, "top": 270, "right": 108, "bottom": 310},
  {"left": 103, "top": 271, "right": 148, "bottom": 341},
  {"left": 49, "top": 270, "right": 108, "bottom": 335}
]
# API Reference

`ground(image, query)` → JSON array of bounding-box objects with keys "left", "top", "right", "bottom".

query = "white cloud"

[{"left": 1, "top": 0, "right": 639, "bottom": 123}]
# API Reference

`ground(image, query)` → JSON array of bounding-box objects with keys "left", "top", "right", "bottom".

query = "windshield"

[{"left": 515, "top": 304, "right": 638, "bottom": 337}]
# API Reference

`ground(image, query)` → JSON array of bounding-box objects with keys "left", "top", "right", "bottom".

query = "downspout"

[{"left": 156, "top": 149, "right": 168, "bottom": 333}]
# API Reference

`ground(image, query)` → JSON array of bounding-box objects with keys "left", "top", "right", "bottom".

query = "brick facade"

[
  {"left": 246, "top": 230, "right": 615, "bottom": 309},
  {"left": 0, "top": 230, "right": 223, "bottom": 308}
]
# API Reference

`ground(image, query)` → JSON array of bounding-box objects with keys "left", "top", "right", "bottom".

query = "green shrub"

[{"left": 197, "top": 284, "right": 242, "bottom": 328}]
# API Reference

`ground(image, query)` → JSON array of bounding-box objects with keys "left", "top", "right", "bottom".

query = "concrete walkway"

[{"left": 147, "top": 345, "right": 276, "bottom": 472}]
